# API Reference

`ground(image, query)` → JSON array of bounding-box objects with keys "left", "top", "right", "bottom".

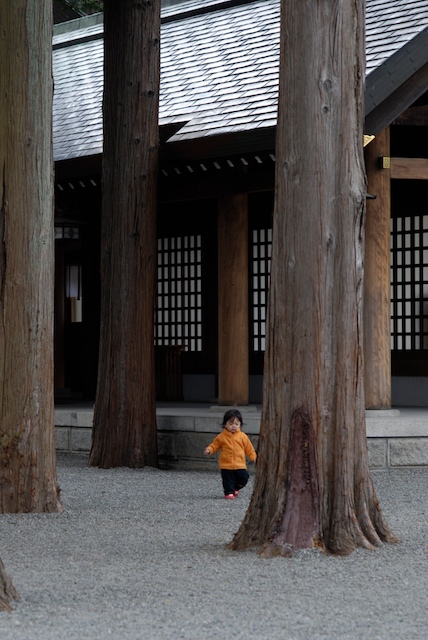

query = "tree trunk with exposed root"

[
  {"left": 0, "top": 1, "right": 62, "bottom": 514},
  {"left": 90, "top": 0, "right": 160, "bottom": 468},
  {"left": 229, "top": 0, "right": 397, "bottom": 556}
]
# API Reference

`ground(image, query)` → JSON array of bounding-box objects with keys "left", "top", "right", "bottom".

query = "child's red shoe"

[{"left": 224, "top": 493, "right": 235, "bottom": 500}]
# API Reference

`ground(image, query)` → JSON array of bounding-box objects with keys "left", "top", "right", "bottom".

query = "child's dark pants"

[{"left": 221, "top": 469, "right": 249, "bottom": 495}]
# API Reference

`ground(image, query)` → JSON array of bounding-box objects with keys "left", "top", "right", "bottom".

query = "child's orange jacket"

[{"left": 206, "top": 429, "right": 257, "bottom": 469}]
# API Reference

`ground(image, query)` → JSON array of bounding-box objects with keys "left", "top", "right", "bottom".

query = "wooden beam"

[
  {"left": 390, "top": 157, "right": 428, "bottom": 180},
  {"left": 365, "top": 62, "right": 428, "bottom": 135},
  {"left": 158, "top": 163, "right": 275, "bottom": 203},
  {"left": 393, "top": 104, "right": 428, "bottom": 127}
]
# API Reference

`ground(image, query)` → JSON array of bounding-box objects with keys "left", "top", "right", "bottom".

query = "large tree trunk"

[
  {"left": 0, "top": 1, "right": 62, "bottom": 513},
  {"left": 230, "top": 0, "right": 396, "bottom": 555},
  {"left": 90, "top": 0, "right": 160, "bottom": 468}
]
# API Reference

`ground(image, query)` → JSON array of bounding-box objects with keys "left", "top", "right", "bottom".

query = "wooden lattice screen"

[
  {"left": 156, "top": 234, "right": 202, "bottom": 352},
  {"left": 155, "top": 234, "right": 202, "bottom": 399},
  {"left": 390, "top": 214, "right": 428, "bottom": 351},
  {"left": 250, "top": 227, "right": 272, "bottom": 352}
]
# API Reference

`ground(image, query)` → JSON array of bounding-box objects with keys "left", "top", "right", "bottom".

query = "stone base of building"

[{"left": 54, "top": 405, "right": 428, "bottom": 470}]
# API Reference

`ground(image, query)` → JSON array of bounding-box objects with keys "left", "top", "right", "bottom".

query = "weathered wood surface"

[
  {"left": 364, "top": 128, "right": 391, "bottom": 408},
  {"left": 230, "top": 0, "right": 396, "bottom": 555},
  {"left": 0, "top": 1, "right": 62, "bottom": 513},
  {"left": 90, "top": 0, "right": 160, "bottom": 468},
  {"left": 390, "top": 157, "right": 428, "bottom": 180}
]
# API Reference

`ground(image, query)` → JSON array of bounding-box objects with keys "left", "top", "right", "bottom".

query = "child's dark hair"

[{"left": 222, "top": 409, "right": 243, "bottom": 427}]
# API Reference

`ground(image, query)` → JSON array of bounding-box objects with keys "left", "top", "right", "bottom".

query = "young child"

[{"left": 204, "top": 409, "right": 257, "bottom": 500}]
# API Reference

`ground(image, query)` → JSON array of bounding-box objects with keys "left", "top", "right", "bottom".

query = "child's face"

[{"left": 224, "top": 417, "right": 241, "bottom": 433}]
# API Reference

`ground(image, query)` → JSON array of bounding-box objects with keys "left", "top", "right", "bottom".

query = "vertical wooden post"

[
  {"left": 218, "top": 194, "right": 249, "bottom": 405},
  {"left": 54, "top": 245, "right": 65, "bottom": 390},
  {"left": 364, "top": 127, "right": 391, "bottom": 408}
]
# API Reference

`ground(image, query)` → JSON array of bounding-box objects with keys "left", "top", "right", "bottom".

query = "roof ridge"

[
  {"left": 52, "top": 0, "right": 262, "bottom": 43},
  {"left": 53, "top": 11, "right": 103, "bottom": 37}
]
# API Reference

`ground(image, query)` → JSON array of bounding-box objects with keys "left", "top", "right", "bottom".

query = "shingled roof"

[{"left": 52, "top": 0, "right": 428, "bottom": 162}]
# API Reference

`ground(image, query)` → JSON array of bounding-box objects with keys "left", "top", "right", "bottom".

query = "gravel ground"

[{"left": 0, "top": 454, "right": 427, "bottom": 640}]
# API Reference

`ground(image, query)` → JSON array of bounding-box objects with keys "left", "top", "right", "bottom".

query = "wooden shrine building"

[{"left": 52, "top": 0, "right": 428, "bottom": 408}]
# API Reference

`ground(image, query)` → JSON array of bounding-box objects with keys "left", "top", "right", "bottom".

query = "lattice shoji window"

[
  {"left": 156, "top": 235, "right": 202, "bottom": 352},
  {"left": 390, "top": 215, "right": 428, "bottom": 351},
  {"left": 251, "top": 228, "right": 272, "bottom": 351}
]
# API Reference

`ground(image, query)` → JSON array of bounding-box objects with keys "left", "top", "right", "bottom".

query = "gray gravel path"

[{"left": 0, "top": 454, "right": 427, "bottom": 639}]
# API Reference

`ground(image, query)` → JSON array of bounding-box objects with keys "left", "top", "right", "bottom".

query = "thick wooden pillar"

[
  {"left": 218, "top": 194, "right": 249, "bottom": 405},
  {"left": 364, "top": 128, "right": 391, "bottom": 408}
]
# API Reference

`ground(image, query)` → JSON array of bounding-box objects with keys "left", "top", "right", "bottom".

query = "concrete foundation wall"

[
  {"left": 54, "top": 406, "right": 428, "bottom": 470},
  {"left": 392, "top": 377, "right": 428, "bottom": 407}
]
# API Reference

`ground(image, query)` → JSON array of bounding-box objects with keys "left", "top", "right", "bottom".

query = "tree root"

[
  {"left": 0, "top": 559, "right": 19, "bottom": 612},
  {"left": 258, "top": 542, "right": 294, "bottom": 558}
]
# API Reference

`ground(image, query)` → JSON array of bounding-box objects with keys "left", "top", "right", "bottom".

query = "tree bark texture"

[
  {"left": 230, "top": 0, "right": 396, "bottom": 555},
  {"left": 90, "top": 0, "right": 160, "bottom": 468},
  {"left": 0, "top": 558, "right": 18, "bottom": 612},
  {"left": 0, "top": 1, "right": 62, "bottom": 513}
]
